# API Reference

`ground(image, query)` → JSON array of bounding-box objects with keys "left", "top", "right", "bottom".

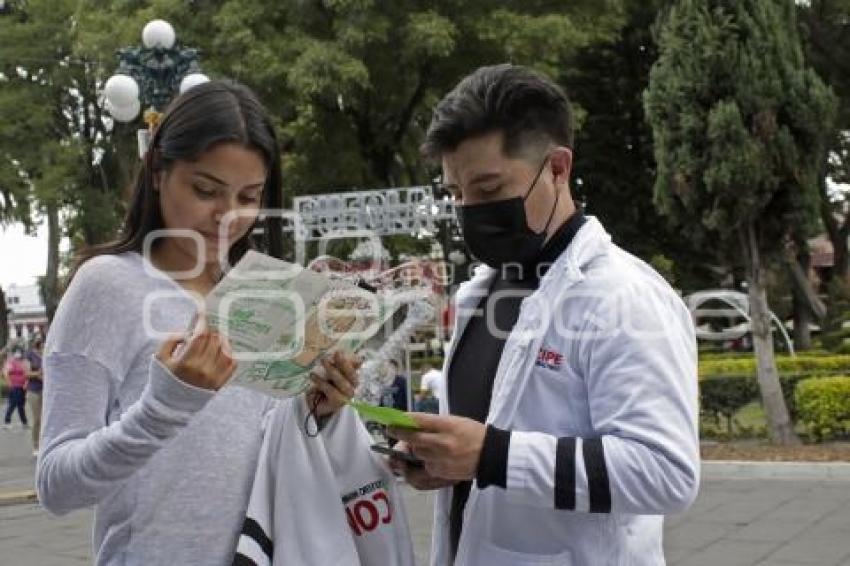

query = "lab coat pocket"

[{"left": 476, "top": 540, "right": 575, "bottom": 566}]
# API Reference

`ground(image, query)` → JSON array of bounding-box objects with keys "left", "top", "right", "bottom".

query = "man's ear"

[{"left": 549, "top": 147, "right": 573, "bottom": 188}]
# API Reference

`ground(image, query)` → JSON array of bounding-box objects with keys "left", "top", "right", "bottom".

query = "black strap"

[
  {"left": 554, "top": 437, "right": 576, "bottom": 510},
  {"left": 303, "top": 392, "right": 324, "bottom": 437},
  {"left": 583, "top": 438, "right": 612, "bottom": 513},
  {"left": 232, "top": 552, "right": 258, "bottom": 566}
]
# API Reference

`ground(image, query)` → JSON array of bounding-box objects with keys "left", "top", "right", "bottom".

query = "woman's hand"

[
  {"left": 306, "top": 351, "right": 361, "bottom": 418},
  {"left": 156, "top": 314, "right": 236, "bottom": 391}
]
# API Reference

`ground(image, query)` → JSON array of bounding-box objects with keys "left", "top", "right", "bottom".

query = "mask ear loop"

[
  {"left": 539, "top": 181, "right": 561, "bottom": 236},
  {"left": 522, "top": 157, "right": 550, "bottom": 202},
  {"left": 524, "top": 157, "right": 559, "bottom": 236}
]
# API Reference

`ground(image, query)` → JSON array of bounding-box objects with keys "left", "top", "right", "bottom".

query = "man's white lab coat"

[{"left": 430, "top": 217, "right": 700, "bottom": 566}]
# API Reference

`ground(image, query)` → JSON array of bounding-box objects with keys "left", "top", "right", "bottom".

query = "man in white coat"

[{"left": 389, "top": 64, "right": 699, "bottom": 565}]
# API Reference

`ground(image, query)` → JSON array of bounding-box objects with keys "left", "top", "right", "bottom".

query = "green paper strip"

[{"left": 349, "top": 400, "right": 421, "bottom": 429}]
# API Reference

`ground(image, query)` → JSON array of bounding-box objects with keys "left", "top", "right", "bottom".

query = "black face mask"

[{"left": 457, "top": 158, "right": 559, "bottom": 269}]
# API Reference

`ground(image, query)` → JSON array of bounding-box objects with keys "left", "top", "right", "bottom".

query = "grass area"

[
  {"left": 701, "top": 441, "right": 850, "bottom": 461},
  {"left": 701, "top": 400, "right": 850, "bottom": 441},
  {"left": 701, "top": 400, "right": 796, "bottom": 440}
]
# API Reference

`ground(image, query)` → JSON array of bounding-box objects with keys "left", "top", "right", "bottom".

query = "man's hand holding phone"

[{"left": 384, "top": 441, "right": 456, "bottom": 491}]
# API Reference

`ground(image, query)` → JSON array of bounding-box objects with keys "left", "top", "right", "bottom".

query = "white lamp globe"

[
  {"left": 106, "top": 98, "right": 141, "bottom": 123},
  {"left": 103, "top": 74, "right": 139, "bottom": 108},
  {"left": 142, "top": 19, "right": 176, "bottom": 49},
  {"left": 179, "top": 73, "right": 209, "bottom": 94}
]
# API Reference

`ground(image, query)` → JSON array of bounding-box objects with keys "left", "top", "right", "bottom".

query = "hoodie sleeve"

[{"left": 36, "top": 353, "right": 215, "bottom": 515}]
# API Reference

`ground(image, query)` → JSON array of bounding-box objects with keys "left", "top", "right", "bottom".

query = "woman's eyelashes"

[
  {"left": 192, "top": 184, "right": 261, "bottom": 204},
  {"left": 192, "top": 184, "right": 217, "bottom": 199}
]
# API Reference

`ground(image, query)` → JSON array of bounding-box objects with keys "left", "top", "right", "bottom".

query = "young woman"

[
  {"left": 37, "top": 80, "right": 358, "bottom": 565},
  {"left": 3, "top": 346, "right": 29, "bottom": 428}
]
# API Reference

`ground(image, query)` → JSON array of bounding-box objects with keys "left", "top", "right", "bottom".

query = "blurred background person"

[
  {"left": 27, "top": 336, "right": 44, "bottom": 456},
  {"left": 3, "top": 345, "right": 29, "bottom": 430},
  {"left": 419, "top": 364, "right": 443, "bottom": 404},
  {"left": 414, "top": 385, "right": 439, "bottom": 414}
]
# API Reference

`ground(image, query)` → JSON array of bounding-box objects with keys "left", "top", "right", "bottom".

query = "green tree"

[
  {"left": 0, "top": 0, "right": 136, "bottom": 316},
  {"left": 570, "top": 0, "right": 722, "bottom": 291},
  {"left": 644, "top": 0, "right": 837, "bottom": 444},
  {"left": 66, "top": 0, "right": 625, "bottom": 266},
  {"left": 2, "top": 0, "right": 633, "bottom": 292},
  {"left": 799, "top": 0, "right": 850, "bottom": 283},
  {"left": 205, "top": 0, "right": 627, "bottom": 196},
  {"left": 69, "top": 0, "right": 625, "bottom": 197}
]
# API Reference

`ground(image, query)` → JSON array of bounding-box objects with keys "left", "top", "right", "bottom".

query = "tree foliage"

[
  {"left": 570, "top": 0, "right": 720, "bottom": 290},
  {"left": 797, "top": 0, "right": 850, "bottom": 282},
  {"left": 69, "top": 0, "right": 625, "bottom": 199},
  {"left": 0, "top": 0, "right": 134, "bottom": 246},
  {"left": 0, "top": 0, "right": 628, "bottom": 275},
  {"left": 646, "top": 0, "right": 836, "bottom": 256},
  {"left": 645, "top": 0, "right": 837, "bottom": 444}
]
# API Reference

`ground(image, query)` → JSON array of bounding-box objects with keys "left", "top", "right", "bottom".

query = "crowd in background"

[{"left": 1, "top": 335, "right": 44, "bottom": 457}]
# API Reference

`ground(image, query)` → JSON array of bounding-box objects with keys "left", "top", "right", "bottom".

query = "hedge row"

[
  {"left": 699, "top": 373, "right": 815, "bottom": 426},
  {"left": 699, "top": 354, "right": 850, "bottom": 378},
  {"left": 698, "top": 350, "right": 833, "bottom": 361},
  {"left": 795, "top": 376, "right": 850, "bottom": 441}
]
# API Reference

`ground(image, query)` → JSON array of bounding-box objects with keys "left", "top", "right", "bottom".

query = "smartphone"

[{"left": 370, "top": 444, "right": 424, "bottom": 467}]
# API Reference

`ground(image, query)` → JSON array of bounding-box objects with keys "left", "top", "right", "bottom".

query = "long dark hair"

[{"left": 73, "top": 79, "right": 283, "bottom": 281}]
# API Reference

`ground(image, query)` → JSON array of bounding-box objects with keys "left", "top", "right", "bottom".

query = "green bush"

[
  {"left": 699, "top": 375, "right": 759, "bottom": 431},
  {"left": 834, "top": 340, "right": 850, "bottom": 355},
  {"left": 698, "top": 372, "right": 832, "bottom": 428},
  {"left": 699, "top": 350, "right": 832, "bottom": 361},
  {"left": 699, "top": 354, "right": 850, "bottom": 378},
  {"left": 795, "top": 376, "right": 850, "bottom": 441}
]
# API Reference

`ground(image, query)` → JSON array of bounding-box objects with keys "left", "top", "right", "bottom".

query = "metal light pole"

[{"left": 103, "top": 20, "right": 209, "bottom": 156}]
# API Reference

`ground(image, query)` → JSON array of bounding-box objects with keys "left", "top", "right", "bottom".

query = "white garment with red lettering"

[
  {"left": 429, "top": 216, "right": 700, "bottom": 565},
  {"left": 234, "top": 398, "right": 415, "bottom": 566}
]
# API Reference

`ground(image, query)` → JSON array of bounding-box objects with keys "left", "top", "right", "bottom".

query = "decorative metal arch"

[{"left": 684, "top": 289, "right": 795, "bottom": 357}]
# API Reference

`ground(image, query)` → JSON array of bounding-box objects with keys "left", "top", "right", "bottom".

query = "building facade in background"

[{"left": 6, "top": 284, "right": 47, "bottom": 345}]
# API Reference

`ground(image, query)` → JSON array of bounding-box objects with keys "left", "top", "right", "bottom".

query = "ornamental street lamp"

[{"left": 103, "top": 19, "right": 209, "bottom": 156}]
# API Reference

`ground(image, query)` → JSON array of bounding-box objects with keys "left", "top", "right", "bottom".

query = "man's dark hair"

[{"left": 421, "top": 64, "right": 574, "bottom": 159}]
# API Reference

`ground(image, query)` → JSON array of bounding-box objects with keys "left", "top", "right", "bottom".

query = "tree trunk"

[
  {"left": 744, "top": 225, "right": 801, "bottom": 445},
  {"left": 0, "top": 285, "right": 8, "bottom": 349},
  {"left": 43, "top": 202, "right": 61, "bottom": 324},
  {"left": 833, "top": 225, "right": 850, "bottom": 282},
  {"left": 791, "top": 249, "right": 813, "bottom": 350}
]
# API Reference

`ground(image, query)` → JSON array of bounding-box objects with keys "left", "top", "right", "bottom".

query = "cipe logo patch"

[
  {"left": 536, "top": 346, "right": 564, "bottom": 370},
  {"left": 341, "top": 479, "right": 393, "bottom": 536}
]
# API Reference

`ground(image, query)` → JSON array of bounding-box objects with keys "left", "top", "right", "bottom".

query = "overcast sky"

[{"left": 0, "top": 219, "right": 69, "bottom": 289}]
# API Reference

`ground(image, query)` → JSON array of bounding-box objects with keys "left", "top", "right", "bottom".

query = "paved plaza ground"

[{"left": 1, "top": 425, "right": 850, "bottom": 565}]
